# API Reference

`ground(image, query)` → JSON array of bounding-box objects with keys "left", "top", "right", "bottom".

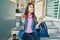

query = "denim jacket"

[{"left": 18, "top": 16, "right": 37, "bottom": 39}]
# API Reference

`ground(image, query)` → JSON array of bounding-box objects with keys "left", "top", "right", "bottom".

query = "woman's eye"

[
  {"left": 30, "top": 6, "right": 33, "bottom": 8},
  {"left": 30, "top": 7, "right": 32, "bottom": 8}
]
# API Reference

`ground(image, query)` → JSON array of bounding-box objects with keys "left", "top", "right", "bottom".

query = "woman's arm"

[
  {"left": 35, "top": 17, "right": 42, "bottom": 29},
  {"left": 20, "top": 16, "right": 25, "bottom": 30},
  {"left": 36, "top": 21, "right": 41, "bottom": 29},
  {"left": 20, "top": 16, "right": 22, "bottom": 27}
]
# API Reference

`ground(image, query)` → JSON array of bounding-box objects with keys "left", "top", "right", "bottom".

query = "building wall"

[
  {"left": 35, "top": 0, "right": 43, "bottom": 20},
  {"left": 53, "top": 21, "right": 60, "bottom": 33},
  {"left": 0, "top": 0, "right": 16, "bottom": 40}
]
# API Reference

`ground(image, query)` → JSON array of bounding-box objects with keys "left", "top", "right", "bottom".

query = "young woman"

[{"left": 19, "top": 3, "right": 40, "bottom": 40}]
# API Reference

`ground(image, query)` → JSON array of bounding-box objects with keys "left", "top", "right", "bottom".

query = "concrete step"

[
  {"left": 8, "top": 36, "right": 20, "bottom": 40},
  {"left": 11, "top": 27, "right": 20, "bottom": 36},
  {"left": 8, "top": 34, "right": 60, "bottom": 40},
  {"left": 47, "top": 26, "right": 59, "bottom": 35},
  {"left": 49, "top": 33, "right": 60, "bottom": 39},
  {"left": 40, "top": 37, "right": 60, "bottom": 40}
]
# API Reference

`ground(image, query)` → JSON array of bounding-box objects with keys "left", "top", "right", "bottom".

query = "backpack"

[{"left": 36, "top": 21, "right": 49, "bottom": 37}]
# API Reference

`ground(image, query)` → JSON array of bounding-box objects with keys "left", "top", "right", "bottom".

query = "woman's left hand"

[{"left": 36, "top": 20, "right": 41, "bottom": 29}]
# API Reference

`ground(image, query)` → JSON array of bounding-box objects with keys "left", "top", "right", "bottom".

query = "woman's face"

[{"left": 28, "top": 5, "right": 34, "bottom": 14}]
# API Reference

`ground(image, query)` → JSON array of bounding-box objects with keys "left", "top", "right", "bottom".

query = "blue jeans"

[{"left": 22, "top": 32, "right": 40, "bottom": 40}]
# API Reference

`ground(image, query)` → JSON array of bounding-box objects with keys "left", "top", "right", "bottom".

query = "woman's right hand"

[{"left": 22, "top": 14, "right": 26, "bottom": 24}]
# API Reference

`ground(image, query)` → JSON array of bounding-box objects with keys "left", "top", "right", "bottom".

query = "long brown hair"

[{"left": 25, "top": 3, "right": 37, "bottom": 25}]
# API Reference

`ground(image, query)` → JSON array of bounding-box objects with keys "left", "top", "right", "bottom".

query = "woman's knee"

[
  {"left": 29, "top": 36, "right": 34, "bottom": 40},
  {"left": 23, "top": 36, "right": 34, "bottom": 40},
  {"left": 22, "top": 33, "right": 34, "bottom": 40}
]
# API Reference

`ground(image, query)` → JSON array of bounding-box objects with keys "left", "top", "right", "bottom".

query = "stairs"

[
  {"left": 11, "top": 27, "right": 20, "bottom": 36},
  {"left": 8, "top": 21, "right": 60, "bottom": 40}
]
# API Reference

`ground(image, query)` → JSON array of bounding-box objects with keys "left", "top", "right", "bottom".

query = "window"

[{"left": 45, "top": 0, "right": 59, "bottom": 20}]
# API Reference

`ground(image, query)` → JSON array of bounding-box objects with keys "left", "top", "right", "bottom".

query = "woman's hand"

[
  {"left": 36, "top": 20, "right": 41, "bottom": 29},
  {"left": 36, "top": 18, "right": 43, "bottom": 29},
  {"left": 22, "top": 14, "right": 26, "bottom": 24}
]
